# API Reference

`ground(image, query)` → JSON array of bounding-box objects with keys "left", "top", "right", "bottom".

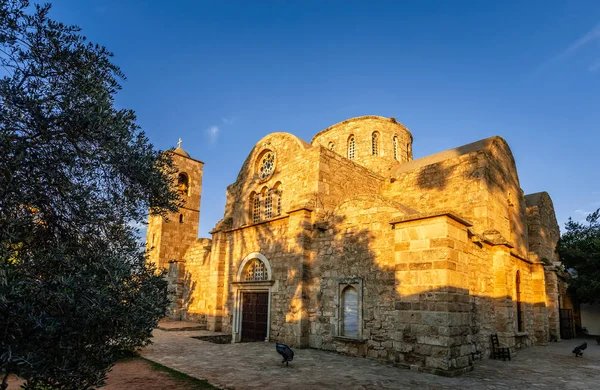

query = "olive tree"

[{"left": 0, "top": 1, "right": 180, "bottom": 388}]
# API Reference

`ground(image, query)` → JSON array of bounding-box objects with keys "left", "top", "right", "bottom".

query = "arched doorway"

[{"left": 232, "top": 253, "right": 274, "bottom": 342}]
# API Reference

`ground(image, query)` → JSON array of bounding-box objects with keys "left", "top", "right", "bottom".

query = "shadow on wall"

[
  {"left": 173, "top": 176, "right": 549, "bottom": 374},
  {"left": 400, "top": 137, "right": 516, "bottom": 193},
  {"left": 165, "top": 262, "right": 197, "bottom": 321}
]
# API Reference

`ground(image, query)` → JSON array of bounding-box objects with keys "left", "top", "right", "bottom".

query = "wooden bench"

[
  {"left": 491, "top": 334, "right": 511, "bottom": 361},
  {"left": 572, "top": 342, "right": 587, "bottom": 357}
]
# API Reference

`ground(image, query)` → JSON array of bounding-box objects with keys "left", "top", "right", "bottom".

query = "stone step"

[{"left": 157, "top": 320, "right": 207, "bottom": 332}]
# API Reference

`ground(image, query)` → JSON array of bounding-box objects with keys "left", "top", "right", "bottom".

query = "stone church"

[{"left": 146, "top": 115, "right": 565, "bottom": 376}]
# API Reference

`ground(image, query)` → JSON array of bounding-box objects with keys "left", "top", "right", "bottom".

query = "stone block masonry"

[{"left": 146, "top": 115, "right": 563, "bottom": 376}]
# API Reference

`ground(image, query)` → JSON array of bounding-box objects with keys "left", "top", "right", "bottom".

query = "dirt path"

[{"left": 6, "top": 358, "right": 215, "bottom": 389}]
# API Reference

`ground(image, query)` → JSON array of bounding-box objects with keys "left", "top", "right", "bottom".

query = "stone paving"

[{"left": 141, "top": 330, "right": 600, "bottom": 390}]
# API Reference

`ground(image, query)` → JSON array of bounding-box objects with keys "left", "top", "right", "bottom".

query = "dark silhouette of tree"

[
  {"left": 0, "top": 1, "right": 180, "bottom": 388},
  {"left": 556, "top": 209, "right": 600, "bottom": 304}
]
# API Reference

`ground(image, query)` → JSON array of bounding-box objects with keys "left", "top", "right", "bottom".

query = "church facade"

[{"left": 146, "top": 116, "right": 564, "bottom": 376}]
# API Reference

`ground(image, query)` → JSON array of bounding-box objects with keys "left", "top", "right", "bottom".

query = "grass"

[{"left": 140, "top": 357, "right": 217, "bottom": 389}]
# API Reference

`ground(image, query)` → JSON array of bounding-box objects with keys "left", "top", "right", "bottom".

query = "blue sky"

[{"left": 48, "top": 0, "right": 600, "bottom": 237}]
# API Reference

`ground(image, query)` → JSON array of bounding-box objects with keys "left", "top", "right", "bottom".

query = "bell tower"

[{"left": 146, "top": 140, "right": 204, "bottom": 269}]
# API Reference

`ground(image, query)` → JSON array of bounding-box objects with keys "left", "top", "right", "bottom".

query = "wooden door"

[
  {"left": 560, "top": 309, "right": 574, "bottom": 339},
  {"left": 241, "top": 292, "right": 269, "bottom": 342}
]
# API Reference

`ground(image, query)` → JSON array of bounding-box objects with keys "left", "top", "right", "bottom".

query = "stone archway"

[{"left": 232, "top": 252, "right": 274, "bottom": 343}]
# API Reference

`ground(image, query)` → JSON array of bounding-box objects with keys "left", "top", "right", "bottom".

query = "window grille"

[
  {"left": 244, "top": 259, "right": 268, "bottom": 281},
  {"left": 393, "top": 136, "right": 398, "bottom": 160},
  {"left": 265, "top": 192, "right": 273, "bottom": 219},
  {"left": 253, "top": 195, "right": 261, "bottom": 223},
  {"left": 372, "top": 132, "right": 379, "bottom": 156},
  {"left": 348, "top": 136, "right": 355, "bottom": 159},
  {"left": 328, "top": 142, "right": 335, "bottom": 151},
  {"left": 276, "top": 190, "right": 282, "bottom": 216}
]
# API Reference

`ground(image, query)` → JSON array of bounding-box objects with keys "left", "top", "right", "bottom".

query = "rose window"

[{"left": 258, "top": 152, "right": 275, "bottom": 180}]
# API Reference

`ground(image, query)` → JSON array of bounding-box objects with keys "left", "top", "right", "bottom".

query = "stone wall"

[
  {"left": 526, "top": 192, "right": 561, "bottom": 264},
  {"left": 307, "top": 196, "right": 398, "bottom": 359},
  {"left": 180, "top": 238, "right": 212, "bottom": 325},
  {"left": 383, "top": 136, "right": 529, "bottom": 258},
  {"left": 391, "top": 213, "right": 475, "bottom": 375},
  {"left": 543, "top": 269, "right": 561, "bottom": 340},
  {"left": 313, "top": 147, "right": 385, "bottom": 212},
  {"left": 389, "top": 211, "right": 549, "bottom": 374},
  {"left": 165, "top": 261, "right": 185, "bottom": 320}
]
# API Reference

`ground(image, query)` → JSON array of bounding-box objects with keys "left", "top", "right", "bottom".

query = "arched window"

[
  {"left": 371, "top": 132, "right": 379, "bottom": 156},
  {"left": 250, "top": 192, "right": 261, "bottom": 223},
  {"left": 348, "top": 135, "right": 355, "bottom": 160},
  {"left": 243, "top": 258, "right": 268, "bottom": 281},
  {"left": 342, "top": 286, "right": 359, "bottom": 337},
  {"left": 273, "top": 182, "right": 282, "bottom": 217},
  {"left": 277, "top": 193, "right": 282, "bottom": 216},
  {"left": 328, "top": 141, "right": 335, "bottom": 151},
  {"left": 249, "top": 192, "right": 255, "bottom": 221},
  {"left": 393, "top": 136, "right": 398, "bottom": 160},
  {"left": 177, "top": 173, "right": 189, "bottom": 195},
  {"left": 265, "top": 191, "right": 273, "bottom": 219},
  {"left": 179, "top": 214, "right": 184, "bottom": 223},
  {"left": 516, "top": 271, "right": 524, "bottom": 332}
]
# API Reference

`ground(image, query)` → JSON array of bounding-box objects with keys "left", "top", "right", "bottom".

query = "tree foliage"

[
  {"left": 0, "top": 1, "right": 180, "bottom": 388},
  {"left": 556, "top": 209, "right": 600, "bottom": 305}
]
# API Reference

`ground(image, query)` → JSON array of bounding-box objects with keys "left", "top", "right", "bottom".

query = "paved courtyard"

[{"left": 141, "top": 329, "right": 599, "bottom": 389}]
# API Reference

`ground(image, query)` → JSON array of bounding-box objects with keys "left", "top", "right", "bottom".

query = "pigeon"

[
  {"left": 276, "top": 343, "right": 294, "bottom": 366},
  {"left": 572, "top": 342, "right": 587, "bottom": 357}
]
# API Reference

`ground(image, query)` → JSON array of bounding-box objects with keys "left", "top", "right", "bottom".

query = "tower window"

[
  {"left": 179, "top": 214, "right": 184, "bottom": 223},
  {"left": 393, "top": 136, "right": 398, "bottom": 160},
  {"left": 177, "top": 173, "right": 189, "bottom": 195},
  {"left": 348, "top": 136, "right": 355, "bottom": 160},
  {"left": 371, "top": 132, "right": 379, "bottom": 156}
]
